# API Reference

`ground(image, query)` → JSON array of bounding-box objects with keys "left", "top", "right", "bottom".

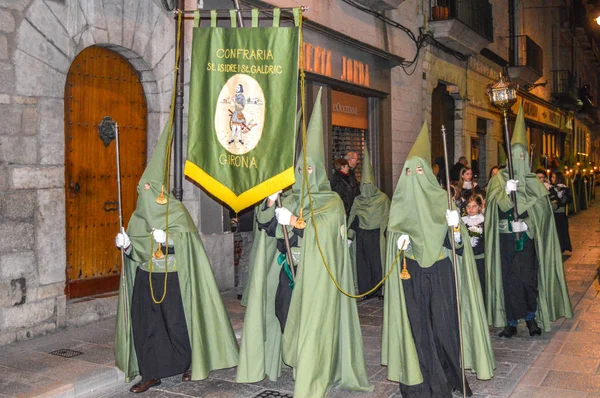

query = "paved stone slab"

[
  {"left": 510, "top": 385, "right": 588, "bottom": 397},
  {"left": 532, "top": 353, "right": 600, "bottom": 373},
  {"left": 541, "top": 370, "right": 600, "bottom": 392},
  {"left": 165, "top": 377, "right": 263, "bottom": 397}
]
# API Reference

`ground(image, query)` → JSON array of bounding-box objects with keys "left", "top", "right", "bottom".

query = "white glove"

[
  {"left": 454, "top": 231, "right": 462, "bottom": 243},
  {"left": 511, "top": 220, "right": 528, "bottom": 233},
  {"left": 397, "top": 234, "right": 410, "bottom": 250},
  {"left": 268, "top": 190, "right": 282, "bottom": 202},
  {"left": 115, "top": 228, "right": 130, "bottom": 248},
  {"left": 275, "top": 207, "right": 293, "bottom": 226},
  {"left": 543, "top": 182, "right": 552, "bottom": 190},
  {"left": 505, "top": 179, "right": 519, "bottom": 194},
  {"left": 446, "top": 209, "right": 460, "bottom": 228},
  {"left": 470, "top": 236, "right": 479, "bottom": 247},
  {"left": 347, "top": 239, "right": 353, "bottom": 248},
  {"left": 152, "top": 228, "right": 167, "bottom": 244}
]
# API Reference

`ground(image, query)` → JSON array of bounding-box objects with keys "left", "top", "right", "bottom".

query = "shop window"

[
  {"left": 332, "top": 126, "right": 365, "bottom": 179},
  {"left": 331, "top": 90, "right": 368, "bottom": 180}
]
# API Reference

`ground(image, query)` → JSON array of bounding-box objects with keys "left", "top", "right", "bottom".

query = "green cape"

[
  {"left": 484, "top": 105, "right": 572, "bottom": 331},
  {"left": 347, "top": 147, "right": 390, "bottom": 279},
  {"left": 388, "top": 124, "right": 449, "bottom": 268},
  {"left": 114, "top": 126, "right": 239, "bottom": 382},
  {"left": 236, "top": 89, "right": 372, "bottom": 397},
  {"left": 381, "top": 123, "right": 494, "bottom": 384}
]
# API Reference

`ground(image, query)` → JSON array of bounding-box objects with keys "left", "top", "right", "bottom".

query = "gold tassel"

[
  {"left": 295, "top": 208, "right": 306, "bottom": 230},
  {"left": 399, "top": 249, "right": 411, "bottom": 280},
  {"left": 153, "top": 242, "right": 165, "bottom": 259},
  {"left": 156, "top": 185, "right": 168, "bottom": 205}
]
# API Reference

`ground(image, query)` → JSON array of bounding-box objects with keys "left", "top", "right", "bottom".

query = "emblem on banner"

[{"left": 215, "top": 74, "right": 265, "bottom": 155}]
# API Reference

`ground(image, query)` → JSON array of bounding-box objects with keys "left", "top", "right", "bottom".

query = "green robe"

[
  {"left": 236, "top": 88, "right": 371, "bottom": 397},
  {"left": 114, "top": 127, "right": 238, "bottom": 382},
  {"left": 347, "top": 183, "right": 390, "bottom": 266},
  {"left": 484, "top": 103, "right": 572, "bottom": 332},
  {"left": 382, "top": 226, "right": 495, "bottom": 385},
  {"left": 381, "top": 123, "right": 494, "bottom": 385},
  {"left": 236, "top": 195, "right": 372, "bottom": 397},
  {"left": 484, "top": 172, "right": 573, "bottom": 331}
]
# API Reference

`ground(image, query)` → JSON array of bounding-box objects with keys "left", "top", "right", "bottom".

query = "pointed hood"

[
  {"left": 286, "top": 88, "right": 338, "bottom": 215},
  {"left": 361, "top": 146, "right": 375, "bottom": 185},
  {"left": 292, "top": 88, "right": 330, "bottom": 196},
  {"left": 139, "top": 122, "right": 171, "bottom": 191},
  {"left": 349, "top": 145, "right": 390, "bottom": 231},
  {"left": 407, "top": 121, "right": 432, "bottom": 162},
  {"left": 127, "top": 124, "right": 193, "bottom": 237},
  {"left": 511, "top": 103, "right": 528, "bottom": 149},
  {"left": 357, "top": 146, "right": 379, "bottom": 199},
  {"left": 389, "top": 122, "right": 449, "bottom": 268},
  {"left": 500, "top": 102, "right": 548, "bottom": 212}
]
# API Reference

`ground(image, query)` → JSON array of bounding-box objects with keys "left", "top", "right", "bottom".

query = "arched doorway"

[
  {"left": 65, "top": 46, "right": 147, "bottom": 299},
  {"left": 431, "top": 83, "right": 455, "bottom": 165}
]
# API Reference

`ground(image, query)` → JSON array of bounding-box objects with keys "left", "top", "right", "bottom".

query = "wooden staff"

[
  {"left": 441, "top": 125, "right": 467, "bottom": 398},
  {"left": 115, "top": 122, "right": 129, "bottom": 329}
]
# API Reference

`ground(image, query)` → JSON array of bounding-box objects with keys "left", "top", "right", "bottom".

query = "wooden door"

[
  {"left": 65, "top": 46, "right": 147, "bottom": 299},
  {"left": 431, "top": 83, "right": 455, "bottom": 164}
]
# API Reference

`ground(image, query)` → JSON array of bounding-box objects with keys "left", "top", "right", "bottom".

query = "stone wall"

[
  {"left": 0, "top": 0, "right": 195, "bottom": 345},
  {"left": 0, "top": 0, "right": 424, "bottom": 345}
]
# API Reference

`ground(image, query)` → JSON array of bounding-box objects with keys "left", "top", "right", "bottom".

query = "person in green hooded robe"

[
  {"left": 114, "top": 125, "right": 239, "bottom": 393},
  {"left": 347, "top": 146, "right": 390, "bottom": 298},
  {"left": 235, "top": 89, "right": 372, "bottom": 398},
  {"left": 485, "top": 105, "right": 572, "bottom": 338},
  {"left": 381, "top": 123, "right": 494, "bottom": 398}
]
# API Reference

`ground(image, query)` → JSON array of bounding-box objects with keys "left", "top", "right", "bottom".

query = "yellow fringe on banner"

[{"left": 184, "top": 161, "right": 295, "bottom": 213}]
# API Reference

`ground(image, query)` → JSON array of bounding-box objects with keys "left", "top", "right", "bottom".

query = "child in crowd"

[
  {"left": 458, "top": 167, "right": 481, "bottom": 216},
  {"left": 462, "top": 194, "right": 486, "bottom": 301}
]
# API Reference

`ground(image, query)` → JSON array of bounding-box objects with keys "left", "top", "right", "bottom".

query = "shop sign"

[
  {"left": 331, "top": 90, "right": 368, "bottom": 129},
  {"left": 302, "top": 28, "right": 391, "bottom": 93},
  {"left": 512, "top": 97, "right": 562, "bottom": 130}
]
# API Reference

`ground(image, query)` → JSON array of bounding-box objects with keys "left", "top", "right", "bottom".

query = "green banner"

[{"left": 185, "top": 9, "right": 300, "bottom": 213}]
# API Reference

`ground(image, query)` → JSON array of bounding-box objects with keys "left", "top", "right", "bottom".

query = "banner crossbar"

[{"left": 175, "top": 6, "right": 309, "bottom": 14}]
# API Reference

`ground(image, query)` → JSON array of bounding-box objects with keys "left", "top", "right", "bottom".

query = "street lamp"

[
  {"left": 595, "top": 15, "right": 600, "bottom": 25},
  {"left": 487, "top": 72, "right": 521, "bottom": 236}
]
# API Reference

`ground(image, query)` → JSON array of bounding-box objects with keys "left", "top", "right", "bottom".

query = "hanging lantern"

[{"left": 486, "top": 72, "right": 519, "bottom": 111}]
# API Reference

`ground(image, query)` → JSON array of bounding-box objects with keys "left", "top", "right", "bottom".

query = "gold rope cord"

[
  {"left": 296, "top": 9, "right": 402, "bottom": 298},
  {"left": 148, "top": 12, "right": 183, "bottom": 304}
]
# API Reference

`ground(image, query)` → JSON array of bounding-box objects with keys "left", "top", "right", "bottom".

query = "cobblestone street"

[{"left": 1, "top": 201, "right": 599, "bottom": 398}]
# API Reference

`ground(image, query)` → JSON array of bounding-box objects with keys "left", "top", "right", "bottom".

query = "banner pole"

[
  {"left": 232, "top": 0, "right": 245, "bottom": 27},
  {"left": 173, "top": 0, "right": 185, "bottom": 201}
]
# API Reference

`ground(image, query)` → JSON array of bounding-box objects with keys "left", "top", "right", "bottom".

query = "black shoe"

[
  {"left": 182, "top": 368, "right": 192, "bottom": 382},
  {"left": 227, "top": 139, "right": 234, "bottom": 144},
  {"left": 498, "top": 325, "right": 517, "bottom": 338},
  {"left": 238, "top": 139, "right": 244, "bottom": 144},
  {"left": 526, "top": 319, "right": 542, "bottom": 336},
  {"left": 237, "top": 294, "right": 243, "bottom": 301},
  {"left": 130, "top": 379, "right": 161, "bottom": 393}
]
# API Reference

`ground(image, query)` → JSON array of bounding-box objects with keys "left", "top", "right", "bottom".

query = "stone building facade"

[
  {"left": 0, "top": 0, "right": 425, "bottom": 345},
  {"left": 421, "top": 0, "right": 600, "bottom": 184},
  {"left": 1, "top": 0, "right": 597, "bottom": 346}
]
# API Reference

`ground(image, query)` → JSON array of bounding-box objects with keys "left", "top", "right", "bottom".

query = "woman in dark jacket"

[{"left": 330, "top": 158, "right": 355, "bottom": 217}]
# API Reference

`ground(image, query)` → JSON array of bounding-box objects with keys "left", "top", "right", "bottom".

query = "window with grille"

[{"left": 332, "top": 125, "right": 365, "bottom": 180}]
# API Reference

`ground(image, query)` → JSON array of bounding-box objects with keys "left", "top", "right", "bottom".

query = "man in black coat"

[
  {"left": 331, "top": 158, "right": 355, "bottom": 217},
  {"left": 450, "top": 156, "right": 468, "bottom": 183},
  {"left": 346, "top": 151, "right": 361, "bottom": 198}
]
